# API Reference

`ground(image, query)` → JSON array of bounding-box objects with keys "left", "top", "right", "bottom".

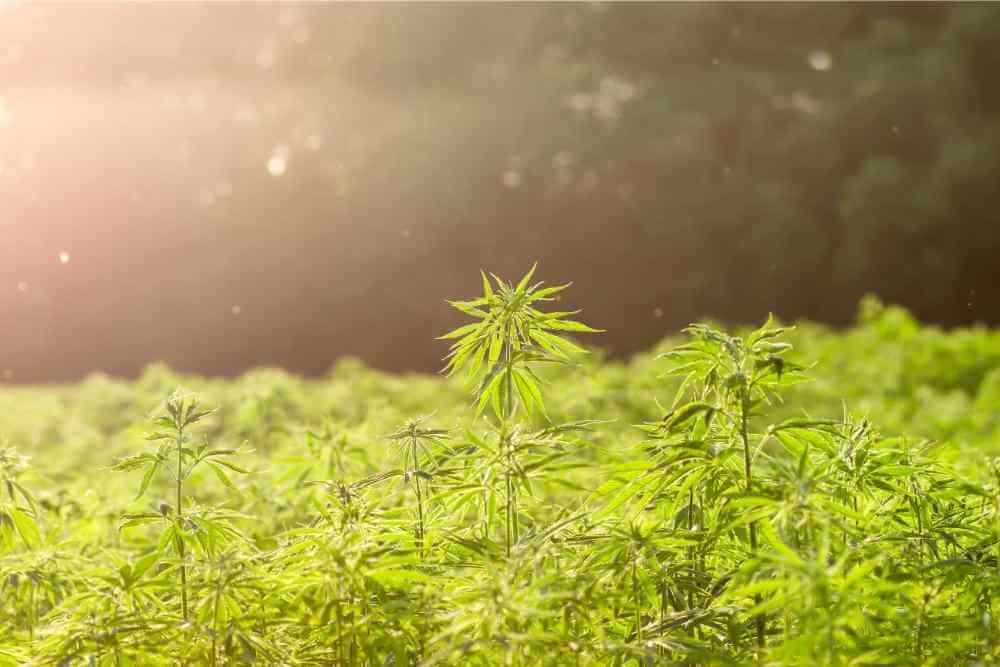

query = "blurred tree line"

[{"left": 2, "top": 3, "right": 999, "bottom": 379}]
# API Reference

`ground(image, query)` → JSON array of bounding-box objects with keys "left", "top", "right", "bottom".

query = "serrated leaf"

[
  {"left": 209, "top": 462, "right": 238, "bottom": 491},
  {"left": 9, "top": 506, "right": 39, "bottom": 548},
  {"left": 367, "top": 568, "right": 432, "bottom": 588},
  {"left": 137, "top": 462, "right": 160, "bottom": 499}
]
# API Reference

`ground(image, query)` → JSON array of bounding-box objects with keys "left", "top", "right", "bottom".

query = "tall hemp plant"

[
  {"left": 658, "top": 319, "right": 806, "bottom": 650},
  {"left": 343, "top": 416, "right": 452, "bottom": 558},
  {"left": 440, "top": 264, "right": 601, "bottom": 559},
  {"left": 597, "top": 317, "right": 813, "bottom": 656},
  {"left": 114, "top": 391, "right": 249, "bottom": 627}
]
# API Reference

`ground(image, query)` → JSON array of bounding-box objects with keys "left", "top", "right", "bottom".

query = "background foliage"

[{"left": 3, "top": 4, "right": 999, "bottom": 380}]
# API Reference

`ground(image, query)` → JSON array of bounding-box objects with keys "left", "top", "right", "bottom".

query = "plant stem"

[
  {"left": 411, "top": 435, "right": 425, "bottom": 556},
  {"left": 336, "top": 580, "right": 344, "bottom": 666},
  {"left": 505, "top": 431, "right": 513, "bottom": 560},
  {"left": 177, "top": 424, "right": 188, "bottom": 623},
  {"left": 632, "top": 557, "right": 641, "bottom": 644},
  {"left": 687, "top": 488, "right": 697, "bottom": 640},
  {"left": 739, "top": 388, "right": 764, "bottom": 649},
  {"left": 211, "top": 564, "right": 222, "bottom": 667},
  {"left": 503, "top": 334, "right": 516, "bottom": 559},
  {"left": 28, "top": 584, "right": 35, "bottom": 641}
]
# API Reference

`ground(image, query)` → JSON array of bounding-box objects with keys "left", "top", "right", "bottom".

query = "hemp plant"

[
  {"left": 332, "top": 416, "right": 451, "bottom": 557},
  {"left": 598, "top": 317, "right": 810, "bottom": 654},
  {"left": 0, "top": 448, "right": 40, "bottom": 551},
  {"left": 385, "top": 417, "right": 450, "bottom": 555},
  {"left": 0, "top": 447, "right": 43, "bottom": 646},
  {"left": 658, "top": 318, "right": 805, "bottom": 648},
  {"left": 114, "top": 391, "right": 248, "bottom": 623},
  {"left": 440, "top": 263, "right": 600, "bottom": 558}
]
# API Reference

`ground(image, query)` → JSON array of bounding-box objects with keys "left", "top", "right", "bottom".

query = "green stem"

[
  {"left": 503, "top": 335, "right": 516, "bottom": 559},
  {"left": 211, "top": 566, "right": 222, "bottom": 666},
  {"left": 176, "top": 424, "right": 189, "bottom": 624},
  {"left": 739, "top": 389, "right": 764, "bottom": 649},
  {"left": 687, "top": 488, "right": 698, "bottom": 641},
  {"left": 28, "top": 584, "right": 35, "bottom": 641},
  {"left": 505, "top": 432, "right": 513, "bottom": 560},
  {"left": 632, "top": 557, "right": 641, "bottom": 644},
  {"left": 336, "top": 580, "right": 344, "bottom": 666},
  {"left": 659, "top": 579, "right": 667, "bottom": 660},
  {"left": 412, "top": 436, "right": 425, "bottom": 557}
]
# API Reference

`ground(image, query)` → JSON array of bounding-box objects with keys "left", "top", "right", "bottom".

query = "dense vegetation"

[{"left": 1, "top": 268, "right": 999, "bottom": 665}]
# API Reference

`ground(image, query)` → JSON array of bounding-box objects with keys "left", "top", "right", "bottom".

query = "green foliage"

[
  {"left": 114, "top": 391, "right": 249, "bottom": 633},
  {"left": 0, "top": 448, "right": 40, "bottom": 551},
  {"left": 442, "top": 263, "right": 601, "bottom": 420},
  {"left": 441, "top": 264, "right": 600, "bottom": 560},
  {"left": 0, "top": 270, "right": 997, "bottom": 665}
]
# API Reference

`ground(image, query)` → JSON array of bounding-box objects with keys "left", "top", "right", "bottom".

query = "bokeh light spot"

[
  {"left": 267, "top": 144, "right": 291, "bottom": 176},
  {"left": 808, "top": 50, "right": 833, "bottom": 71}
]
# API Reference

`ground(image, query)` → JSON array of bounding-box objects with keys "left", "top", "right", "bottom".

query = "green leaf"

[
  {"left": 447, "top": 300, "right": 489, "bottom": 319},
  {"left": 666, "top": 402, "right": 716, "bottom": 430},
  {"left": 481, "top": 270, "right": 494, "bottom": 300},
  {"left": 137, "top": 461, "right": 160, "bottom": 499},
  {"left": 466, "top": 343, "right": 487, "bottom": 383},
  {"left": 185, "top": 409, "right": 214, "bottom": 426},
  {"left": 529, "top": 282, "right": 571, "bottom": 301},
  {"left": 488, "top": 330, "right": 503, "bottom": 365},
  {"left": 512, "top": 368, "right": 546, "bottom": 417},
  {"left": 476, "top": 367, "right": 506, "bottom": 416},
  {"left": 437, "top": 322, "right": 482, "bottom": 341},
  {"left": 594, "top": 472, "right": 658, "bottom": 522},
  {"left": 9, "top": 506, "right": 39, "bottom": 548},
  {"left": 113, "top": 453, "right": 156, "bottom": 472},
  {"left": 367, "top": 568, "right": 432, "bottom": 588},
  {"left": 212, "top": 459, "right": 250, "bottom": 474},
  {"left": 209, "top": 462, "right": 239, "bottom": 491},
  {"left": 120, "top": 513, "right": 164, "bottom": 530},
  {"left": 132, "top": 551, "right": 161, "bottom": 580},
  {"left": 769, "top": 418, "right": 839, "bottom": 433},
  {"left": 541, "top": 319, "right": 604, "bottom": 333},
  {"left": 157, "top": 524, "right": 177, "bottom": 554},
  {"left": 530, "top": 329, "right": 585, "bottom": 359},
  {"left": 515, "top": 262, "right": 538, "bottom": 294},
  {"left": 758, "top": 521, "right": 803, "bottom": 566}
]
